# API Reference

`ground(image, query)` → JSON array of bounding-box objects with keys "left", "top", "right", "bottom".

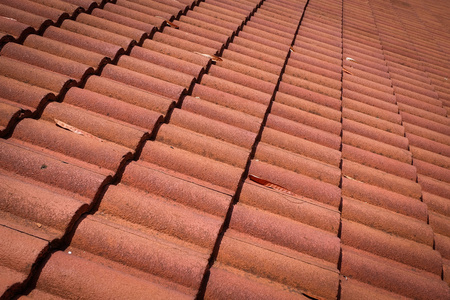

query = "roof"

[{"left": 0, "top": 0, "right": 450, "bottom": 299}]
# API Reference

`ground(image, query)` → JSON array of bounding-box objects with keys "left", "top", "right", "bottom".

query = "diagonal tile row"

[
  {"left": 0, "top": 0, "right": 235, "bottom": 297},
  {"left": 368, "top": 0, "right": 450, "bottom": 291},
  {"left": 206, "top": 0, "right": 344, "bottom": 299},
  {"left": 339, "top": 0, "right": 449, "bottom": 298}
]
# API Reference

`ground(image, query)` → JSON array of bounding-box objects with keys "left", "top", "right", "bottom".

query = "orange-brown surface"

[{"left": 1, "top": 0, "right": 449, "bottom": 299}]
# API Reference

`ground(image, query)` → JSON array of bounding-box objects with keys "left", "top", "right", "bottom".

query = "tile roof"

[{"left": 1, "top": 0, "right": 450, "bottom": 299}]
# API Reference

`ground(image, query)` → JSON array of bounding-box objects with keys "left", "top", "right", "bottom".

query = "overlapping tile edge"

[{"left": 0, "top": 0, "right": 449, "bottom": 299}]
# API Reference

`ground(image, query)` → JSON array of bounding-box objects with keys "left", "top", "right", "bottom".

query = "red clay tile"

[
  {"left": 246, "top": 19, "right": 292, "bottom": 40},
  {"left": 342, "top": 196, "right": 433, "bottom": 246},
  {"left": 249, "top": 160, "right": 341, "bottom": 208},
  {"left": 429, "top": 211, "right": 450, "bottom": 238},
  {"left": 443, "top": 259, "right": 450, "bottom": 287},
  {"left": 206, "top": 264, "right": 309, "bottom": 300},
  {"left": 407, "top": 132, "right": 450, "bottom": 157},
  {"left": 271, "top": 102, "right": 341, "bottom": 135},
  {"left": 206, "top": 0, "right": 250, "bottom": 17},
  {"left": 266, "top": 114, "right": 341, "bottom": 150},
  {"left": 343, "top": 108, "right": 404, "bottom": 135},
  {"left": 141, "top": 38, "right": 211, "bottom": 68},
  {"left": 191, "top": 84, "right": 266, "bottom": 118},
  {"left": 75, "top": 10, "right": 147, "bottom": 42},
  {"left": 400, "top": 111, "right": 450, "bottom": 135},
  {"left": 399, "top": 102, "right": 450, "bottom": 127},
  {"left": 278, "top": 92, "right": 340, "bottom": 122},
  {"left": 0, "top": 226, "right": 48, "bottom": 298},
  {"left": 0, "top": 56, "right": 74, "bottom": 97},
  {"left": 91, "top": 7, "right": 156, "bottom": 35},
  {"left": 240, "top": 180, "right": 340, "bottom": 234},
  {"left": 279, "top": 81, "right": 341, "bottom": 111},
  {"left": 340, "top": 246, "right": 449, "bottom": 300},
  {"left": 102, "top": 3, "right": 165, "bottom": 29},
  {"left": 0, "top": 76, "right": 55, "bottom": 113},
  {"left": 418, "top": 174, "right": 450, "bottom": 199},
  {"left": 156, "top": 123, "right": 249, "bottom": 168},
  {"left": 179, "top": 14, "right": 234, "bottom": 37},
  {"left": 208, "top": 65, "right": 276, "bottom": 95},
  {"left": 341, "top": 177, "right": 427, "bottom": 222},
  {"left": 1, "top": 43, "right": 94, "bottom": 82},
  {"left": 291, "top": 46, "right": 341, "bottom": 66},
  {"left": 287, "top": 57, "right": 341, "bottom": 82},
  {"left": 414, "top": 159, "right": 450, "bottom": 183},
  {"left": 216, "top": 230, "right": 339, "bottom": 300},
  {"left": 404, "top": 122, "right": 450, "bottom": 147},
  {"left": 0, "top": 100, "right": 29, "bottom": 136},
  {"left": 0, "top": 171, "right": 88, "bottom": 241},
  {"left": 435, "top": 233, "right": 450, "bottom": 260},
  {"left": 343, "top": 80, "right": 396, "bottom": 104},
  {"left": 33, "top": 251, "right": 193, "bottom": 299},
  {"left": 43, "top": 26, "right": 123, "bottom": 59},
  {"left": 164, "top": 26, "right": 224, "bottom": 52},
  {"left": 181, "top": 96, "right": 262, "bottom": 133},
  {"left": 115, "top": 0, "right": 173, "bottom": 21},
  {"left": 122, "top": 161, "right": 231, "bottom": 217},
  {"left": 261, "top": 127, "right": 341, "bottom": 166},
  {"left": 339, "top": 277, "right": 408, "bottom": 300},
  {"left": 283, "top": 74, "right": 341, "bottom": 99},
  {"left": 222, "top": 47, "right": 284, "bottom": 73},
  {"left": 2, "top": 0, "right": 69, "bottom": 25},
  {"left": 193, "top": 4, "right": 243, "bottom": 26},
  {"left": 170, "top": 108, "right": 256, "bottom": 149},
  {"left": 343, "top": 89, "right": 399, "bottom": 114},
  {"left": 200, "top": 74, "right": 271, "bottom": 104},
  {"left": 186, "top": 10, "right": 239, "bottom": 32},
  {"left": 233, "top": 35, "right": 287, "bottom": 59},
  {"left": 230, "top": 203, "right": 340, "bottom": 264},
  {"left": 0, "top": 14, "right": 35, "bottom": 43},
  {"left": 100, "top": 183, "right": 222, "bottom": 250},
  {"left": 198, "top": 2, "right": 247, "bottom": 21},
  {"left": 289, "top": 52, "right": 342, "bottom": 75},
  {"left": 410, "top": 145, "right": 450, "bottom": 170},
  {"left": 140, "top": 141, "right": 243, "bottom": 192},
  {"left": 101, "top": 64, "right": 186, "bottom": 100},
  {"left": 0, "top": 138, "right": 109, "bottom": 203},
  {"left": 255, "top": 142, "right": 341, "bottom": 185},
  {"left": 61, "top": 18, "right": 134, "bottom": 51},
  {"left": 12, "top": 118, "right": 132, "bottom": 173},
  {"left": 130, "top": 46, "right": 203, "bottom": 78},
  {"left": 63, "top": 87, "right": 162, "bottom": 134},
  {"left": 341, "top": 220, "right": 442, "bottom": 275},
  {"left": 396, "top": 93, "right": 446, "bottom": 116},
  {"left": 215, "top": 58, "right": 279, "bottom": 85},
  {"left": 342, "top": 144, "right": 416, "bottom": 181},
  {"left": 343, "top": 131, "right": 412, "bottom": 164},
  {"left": 0, "top": 3, "right": 50, "bottom": 33},
  {"left": 342, "top": 159, "right": 422, "bottom": 199},
  {"left": 422, "top": 191, "right": 450, "bottom": 217},
  {"left": 117, "top": 55, "right": 194, "bottom": 89},
  {"left": 42, "top": 101, "right": 146, "bottom": 150},
  {"left": 343, "top": 118, "right": 409, "bottom": 149},
  {"left": 23, "top": 34, "right": 108, "bottom": 69},
  {"left": 284, "top": 66, "right": 341, "bottom": 91},
  {"left": 84, "top": 75, "right": 174, "bottom": 115}
]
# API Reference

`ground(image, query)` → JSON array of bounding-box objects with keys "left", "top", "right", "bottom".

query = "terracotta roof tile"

[
  {"left": 341, "top": 246, "right": 449, "bottom": 300},
  {"left": 2, "top": 0, "right": 450, "bottom": 298},
  {"left": 216, "top": 230, "right": 339, "bottom": 299}
]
